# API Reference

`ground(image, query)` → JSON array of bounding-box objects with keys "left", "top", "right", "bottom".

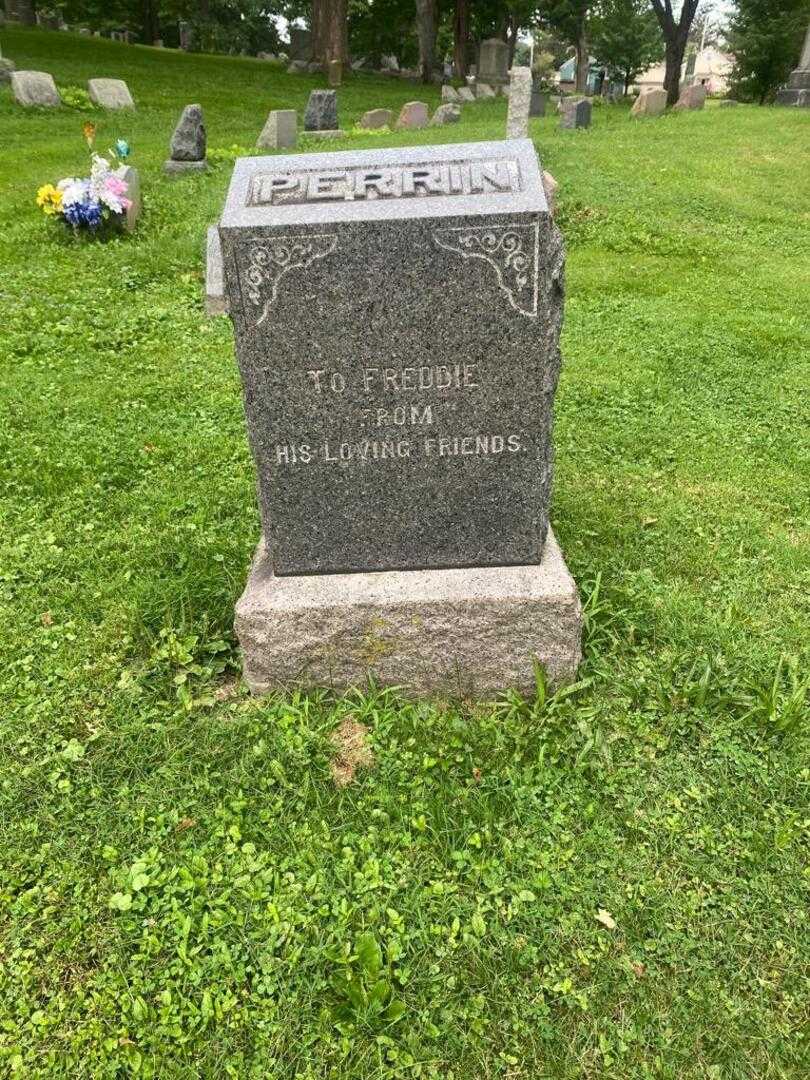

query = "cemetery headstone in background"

[
  {"left": 359, "top": 108, "right": 393, "bottom": 129},
  {"left": 776, "top": 23, "right": 810, "bottom": 106},
  {"left": 631, "top": 87, "right": 667, "bottom": 117},
  {"left": 431, "top": 104, "right": 460, "bottom": 125},
  {"left": 477, "top": 38, "right": 509, "bottom": 86},
  {"left": 457, "top": 86, "right": 475, "bottom": 103},
  {"left": 328, "top": 59, "right": 342, "bottom": 87},
  {"left": 674, "top": 83, "right": 706, "bottom": 110},
  {"left": 11, "top": 69, "right": 60, "bottom": 106},
  {"left": 396, "top": 101, "right": 428, "bottom": 129},
  {"left": 476, "top": 82, "right": 495, "bottom": 99},
  {"left": 288, "top": 28, "right": 312, "bottom": 62},
  {"left": 115, "top": 164, "right": 141, "bottom": 231},
  {"left": 87, "top": 77, "right": 134, "bottom": 109},
  {"left": 164, "top": 104, "right": 207, "bottom": 174},
  {"left": 304, "top": 89, "right": 338, "bottom": 131},
  {"left": 442, "top": 85, "right": 460, "bottom": 103},
  {"left": 219, "top": 140, "right": 582, "bottom": 696},
  {"left": 506, "top": 67, "right": 532, "bottom": 138},
  {"left": 560, "top": 97, "right": 591, "bottom": 129},
  {"left": 258, "top": 109, "right": 297, "bottom": 150}
]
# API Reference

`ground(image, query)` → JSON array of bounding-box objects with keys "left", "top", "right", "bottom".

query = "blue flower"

[
  {"left": 115, "top": 139, "right": 130, "bottom": 159},
  {"left": 63, "top": 198, "right": 104, "bottom": 229}
]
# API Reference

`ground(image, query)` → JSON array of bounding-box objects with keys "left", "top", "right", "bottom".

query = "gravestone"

[
  {"left": 205, "top": 225, "right": 228, "bottom": 315},
  {"left": 11, "top": 70, "right": 60, "bottom": 106},
  {"left": 719, "top": 99, "right": 738, "bottom": 107},
  {"left": 506, "top": 66, "right": 532, "bottom": 138},
  {"left": 359, "top": 108, "right": 393, "bottom": 129},
  {"left": 287, "top": 59, "right": 308, "bottom": 74},
  {"left": 559, "top": 97, "right": 591, "bottom": 129},
  {"left": 178, "top": 20, "right": 193, "bottom": 50},
  {"left": 115, "top": 164, "right": 141, "bottom": 231},
  {"left": 475, "top": 82, "right": 495, "bottom": 99},
  {"left": 87, "top": 77, "right": 135, "bottom": 109},
  {"left": 396, "top": 101, "right": 428, "bottom": 129},
  {"left": 776, "top": 23, "right": 810, "bottom": 106},
  {"left": 631, "top": 86, "right": 666, "bottom": 117},
  {"left": 457, "top": 86, "right": 475, "bottom": 103},
  {"left": 0, "top": 57, "right": 15, "bottom": 83},
  {"left": 674, "top": 83, "right": 706, "bottom": 110},
  {"left": 542, "top": 170, "right": 558, "bottom": 215},
  {"left": 529, "top": 87, "right": 547, "bottom": 117},
  {"left": 164, "top": 104, "right": 207, "bottom": 174},
  {"left": 219, "top": 139, "right": 581, "bottom": 696},
  {"left": 478, "top": 38, "right": 509, "bottom": 86},
  {"left": 288, "top": 27, "right": 312, "bottom": 62},
  {"left": 258, "top": 109, "right": 297, "bottom": 150},
  {"left": 431, "top": 103, "right": 460, "bottom": 125},
  {"left": 304, "top": 89, "right": 338, "bottom": 131},
  {"left": 442, "top": 85, "right": 460, "bottom": 103},
  {"left": 328, "top": 59, "right": 342, "bottom": 87}
]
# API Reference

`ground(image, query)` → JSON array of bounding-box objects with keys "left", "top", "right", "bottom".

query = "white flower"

[{"left": 59, "top": 178, "right": 90, "bottom": 206}]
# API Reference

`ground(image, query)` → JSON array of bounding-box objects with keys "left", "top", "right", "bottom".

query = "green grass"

[{"left": 1, "top": 25, "right": 809, "bottom": 1080}]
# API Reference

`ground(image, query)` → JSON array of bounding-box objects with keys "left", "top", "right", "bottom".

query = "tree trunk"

[
  {"left": 574, "top": 32, "right": 588, "bottom": 93},
  {"left": 312, "top": 0, "right": 347, "bottom": 65},
  {"left": 415, "top": 0, "right": 437, "bottom": 84},
  {"left": 663, "top": 35, "right": 687, "bottom": 104},
  {"left": 141, "top": 0, "right": 160, "bottom": 44},
  {"left": 506, "top": 17, "right": 519, "bottom": 68},
  {"left": 197, "top": 0, "right": 210, "bottom": 21},
  {"left": 453, "top": 0, "right": 469, "bottom": 79}
]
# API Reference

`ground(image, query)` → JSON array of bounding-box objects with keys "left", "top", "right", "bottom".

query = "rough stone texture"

[
  {"left": 359, "top": 108, "right": 393, "bottom": 129},
  {"left": 163, "top": 159, "right": 208, "bottom": 175},
  {"left": 475, "top": 81, "right": 495, "bottom": 99},
  {"left": 0, "top": 58, "right": 16, "bottom": 83},
  {"left": 219, "top": 139, "right": 560, "bottom": 576},
  {"left": 542, "top": 170, "right": 558, "bottom": 216},
  {"left": 631, "top": 86, "right": 667, "bottom": 118},
  {"left": 169, "top": 104, "right": 206, "bottom": 160},
  {"left": 115, "top": 164, "right": 140, "bottom": 231},
  {"left": 304, "top": 89, "right": 338, "bottom": 131},
  {"left": 87, "top": 77, "right": 134, "bottom": 109},
  {"left": 477, "top": 37, "right": 509, "bottom": 85},
  {"left": 441, "top": 84, "right": 460, "bottom": 102},
  {"left": 529, "top": 88, "right": 547, "bottom": 117},
  {"left": 506, "top": 67, "right": 532, "bottom": 138},
  {"left": 287, "top": 59, "right": 308, "bottom": 74},
  {"left": 395, "top": 100, "right": 428, "bottom": 129},
  {"left": 306, "top": 61, "right": 322, "bottom": 74},
  {"left": 457, "top": 86, "right": 475, "bottom": 103},
  {"left": 430, "top": 103, "right": 460, "bottom": 125},
  {"left": 11, "top": 69, "right": 60, "bottom": 106},
  {"left": 328, "top": 59, "right": 342, "bottom": 87},
  {"left": 257, "top": 109, "right": 297, "bottom": 150},
  {"left": 236, "top": 529, "right": 582, "bottom": 696},
  {"left": 674, "top": 83, "right": 707, "bottom": 110},
  {"left": 559, "top": 97, "right": 591, "bottom": 129},
  {"left": 380, "top": 54, "right": 399, "bottom": 71},
  {"left": 206, "top": 225, "right": 228, "bottom": 315}
]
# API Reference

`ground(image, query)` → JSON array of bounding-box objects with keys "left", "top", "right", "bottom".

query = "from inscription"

[{"left": 250, "top": 158, "right": 521, "bottom": 206}]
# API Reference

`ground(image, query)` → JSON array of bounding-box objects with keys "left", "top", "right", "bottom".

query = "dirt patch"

[{"left": 329, "top": 716, "right": 374, "bottom": 787}]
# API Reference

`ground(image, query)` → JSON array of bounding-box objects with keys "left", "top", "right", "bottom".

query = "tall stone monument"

[
  {"left": 776, "top": 23, "right": 810, "bottom": 106},
  {"left": 219, "top": 140, "right": 582, "bottom": 697},
  {"left": 477, "top": 38, "right": 509, "bottom": 86},
  {"left": 506, "top": 67, "right": 532, "bottom": 138}
]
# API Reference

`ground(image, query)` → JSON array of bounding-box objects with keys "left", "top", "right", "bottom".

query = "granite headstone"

[
  {"left": 220, "top": 139, "right": 580, "bottom": 693},
  {"left": 477, "top": 38, "right": 509, "bottom": 86},
  {"left": 304, "top": 89, "right": 338, "bottom": 131},
  {"left": 631, "top": 86, "right": 666, "bottom": 117},
  {"left": 11, "top": 69, "right": 60, "bottom": 106},
  {"left": 559, "top": 97, "right": 591, "bottom": 128},
  {"left": 506, "top": 67, "right": 532, "bottom": 138},
  {"left": 258, "top": 109, "right": 297, "bottom": 150},
  {"left": 776, "top": 23, "right": 810, "bottom": 106},
  {"left": 164, "top": 104, "right": 207, "bottom": 174},
  {"left": 87, "top": 77, "right": 135, "bottom": 108},
  {"left": 359, "top": 108, "right": 393, "bottom": 129}
]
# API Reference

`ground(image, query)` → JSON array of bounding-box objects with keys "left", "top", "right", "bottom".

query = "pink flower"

[{"left": 105, "top": 175, "right": 128, "bottom": 197}]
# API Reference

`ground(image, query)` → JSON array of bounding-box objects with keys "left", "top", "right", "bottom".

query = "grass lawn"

[{"left": 1, "top": 25, "right": 809, "bottom": 1080}]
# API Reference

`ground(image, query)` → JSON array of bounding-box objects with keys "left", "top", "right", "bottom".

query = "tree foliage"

[
  {"left": 727, "top": 0, "right": 810, "bottom": 103},
  {"left": 591, "top": 0, "right": 663, "bottom": 91}
]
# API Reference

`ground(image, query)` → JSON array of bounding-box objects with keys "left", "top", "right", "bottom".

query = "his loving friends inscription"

[{"left": 220, "top": 140, "right": 563, "bottom": 576}]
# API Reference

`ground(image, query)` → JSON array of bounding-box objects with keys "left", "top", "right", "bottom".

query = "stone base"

[
  {"left": 163, "top": 159, "right": 208, "bottom": 175},
  {"left": 235, "top": 529, "right": 582, "bottom": 698},
  {"left": 302, "top": 129, "right": 344, "bottom": 139},
  {"left": 775, "top": 87, "right": 810, "bottom": 107}
]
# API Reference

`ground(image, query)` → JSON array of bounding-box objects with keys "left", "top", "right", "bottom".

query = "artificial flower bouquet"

[{"left": 37, "top": 123, "right": 133, "bottom": 236}]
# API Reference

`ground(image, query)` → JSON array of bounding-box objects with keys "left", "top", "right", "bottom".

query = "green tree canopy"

[{"left": 727, "top": 0, "right": 810, "bottom": 103}]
